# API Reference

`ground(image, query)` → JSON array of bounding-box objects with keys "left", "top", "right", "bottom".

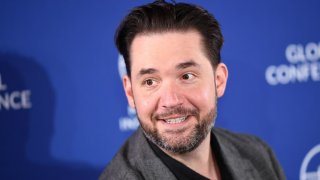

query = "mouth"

[{"left": 162, "top": 116, "right": 187, "bottom": 124}]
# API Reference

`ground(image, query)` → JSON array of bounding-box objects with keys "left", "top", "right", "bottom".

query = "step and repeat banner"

[{"left": 0, "top": 0, "right": 319, "bottom": 179}]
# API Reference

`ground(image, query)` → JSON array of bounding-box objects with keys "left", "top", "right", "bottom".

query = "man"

[{"left": 100, "top": 1, "right": 285, "bottom": 179}]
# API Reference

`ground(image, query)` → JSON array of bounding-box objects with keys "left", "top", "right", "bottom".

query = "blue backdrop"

[{"left": 1, "top": 0, "right": 319, "bottom": 179}]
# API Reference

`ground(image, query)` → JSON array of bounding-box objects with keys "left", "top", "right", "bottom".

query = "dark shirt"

[{"left": 148, "top": 133, "right": 233, "bottom": 180}]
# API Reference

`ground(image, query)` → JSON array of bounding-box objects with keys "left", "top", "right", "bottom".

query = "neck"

[{"left": 162, "top": 133, "right": 221, "bottom": 180}]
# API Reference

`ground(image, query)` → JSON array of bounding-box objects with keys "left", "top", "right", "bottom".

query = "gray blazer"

[{"left": 100, "top": 127, "right": 286, "bottom": 180}]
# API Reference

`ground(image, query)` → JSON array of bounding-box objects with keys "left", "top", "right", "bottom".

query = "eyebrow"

[
  {"left": 137, "top": 68, "right": 159, "bottom": 77},
  {"left": 175, "top": 60, "right": 200, "bottom": 70},
  {"left": 136, "top": 60, "right": 199, "bottom": 78}
]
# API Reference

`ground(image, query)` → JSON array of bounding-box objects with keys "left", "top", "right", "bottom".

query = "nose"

[{"left": 158, "top": 81, "right": 183, "bottom": 109}]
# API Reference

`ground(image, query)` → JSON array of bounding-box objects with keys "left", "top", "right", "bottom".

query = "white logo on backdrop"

[
  {"left": 300, "top": 144, "right": 320, "bottom": 180},
  {"left": 0, "top": 73, "right": 32, "bottom": 111},
  {"left": 265, "top": 42, "right": 320, "bottom": 86},
  {"left": 117, "top": 55, "right": 139, "bottom": 131}
]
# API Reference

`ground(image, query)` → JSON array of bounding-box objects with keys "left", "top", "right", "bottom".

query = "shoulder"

[
  {"left": 99, "top": 129, "right": 145, "bottom": 180},
  {"left": 99, "top": 128, "right": 176, "bottom": 180},
  {"left": 213, "top": 128, "right": 269, "bottom": 149},
  {"left": 213, "top": 127, "right": 276, "bottom": 162},
  {"left": 213, "top": 128, "right": 286, "bottom": 179}
]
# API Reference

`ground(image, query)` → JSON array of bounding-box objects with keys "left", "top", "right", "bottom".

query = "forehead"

[{"left": 129, "top": 30, "right": 209, "bottom": 73}]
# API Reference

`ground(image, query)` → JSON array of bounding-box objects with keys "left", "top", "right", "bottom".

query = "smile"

[{"left": 164, "top": 116, "right": 187, "bottom": 124}]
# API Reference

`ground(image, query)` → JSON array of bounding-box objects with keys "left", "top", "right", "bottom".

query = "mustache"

[{"left": 152, "top": 106, "right": 199, "bottom": 120}]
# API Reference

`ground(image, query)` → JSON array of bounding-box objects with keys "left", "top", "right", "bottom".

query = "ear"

[
  {"left": 215, "top": 63, "right": 228, "bottom": 98},
  {"left": 123, "top": 75, "right": 135, "bottom": 108}
]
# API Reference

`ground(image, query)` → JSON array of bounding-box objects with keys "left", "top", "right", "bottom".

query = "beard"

[{"left": 138, "top": 105, "right": 217, "bottom": 154}]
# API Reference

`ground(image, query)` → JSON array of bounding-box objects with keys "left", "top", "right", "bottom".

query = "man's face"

[{"left": 123, "top": 30, "right": 228, "bottom": 154}]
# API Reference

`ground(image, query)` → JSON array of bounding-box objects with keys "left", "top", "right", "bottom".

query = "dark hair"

[{"left": 115, "top": 0, "right": 223, "bottom": 77}]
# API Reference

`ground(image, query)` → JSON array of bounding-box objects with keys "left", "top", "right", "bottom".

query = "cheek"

[
  {"left": 133, "top": 90, "right": 157, "bottom": 119},
  {"left": 187, "top": 83, "right": 216, "bottom": 110}
]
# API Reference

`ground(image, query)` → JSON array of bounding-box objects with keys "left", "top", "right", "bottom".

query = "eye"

[
  {"left": 181, "top": 73, "right": 195, "bottom": 80},
  {"left": 146, "top": 79, "right": 154, "bottom": 86},
  {"left": 143, "top": 79, "right": 157, "bottom": 87}
]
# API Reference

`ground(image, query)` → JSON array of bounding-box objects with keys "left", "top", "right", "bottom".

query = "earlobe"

[
  {"left": 123, "top": 75, "right": 135, "bottom": 108},
  {"left": 215, "top": 63, "right": 228, "bottom": 98}
]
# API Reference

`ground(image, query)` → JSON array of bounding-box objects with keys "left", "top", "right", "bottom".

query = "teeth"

[{"left": 165, "top": 117, "right": 186, "bottom": 124}]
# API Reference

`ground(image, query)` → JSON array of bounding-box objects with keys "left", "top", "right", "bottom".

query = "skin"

[{"left": 123, "top": 30, "right": 228, "bottom": 179}]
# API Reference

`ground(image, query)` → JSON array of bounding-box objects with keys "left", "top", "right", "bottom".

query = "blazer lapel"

[{"left": 213, "top": 129, "right": 260, "bottom": 180}]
